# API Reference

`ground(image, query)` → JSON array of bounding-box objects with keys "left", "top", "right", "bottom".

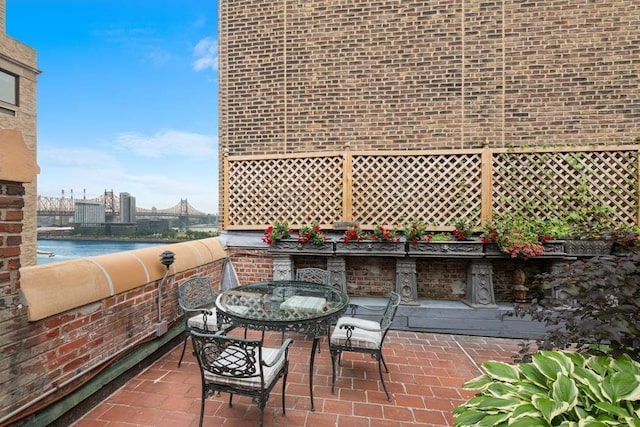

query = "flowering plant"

[
  {"left": 342, "top": 224, "right": 368, "bottom": 242},
  {"left": 297, "top": 220, "right": 327, "bottom": 245},
  {"left": 481, "top": 215, "right": 545, "bottom": 260},
  {"left": 262, "top": 221, "right": 292, "bottom": 245},
  {"left": 371, "top": 225, "right": 400, "bottom": 242},
  {"left": 452, "top": 219, "right": 475, "bottom": 241},
  {"left": 404, "top": 220, "right": 431, "bottom": 246}
]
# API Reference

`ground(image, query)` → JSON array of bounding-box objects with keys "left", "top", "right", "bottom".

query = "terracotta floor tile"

[{"left": 71, "top": 331, "right": 521, "bottom": 426}]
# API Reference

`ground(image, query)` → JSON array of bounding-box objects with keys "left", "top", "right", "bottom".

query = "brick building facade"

[
  {"left": 0, "top": 0, "right": 39, "bottom": 266},
  {"left": 218, "top": 0, "right": 638, "bottom": 159}
]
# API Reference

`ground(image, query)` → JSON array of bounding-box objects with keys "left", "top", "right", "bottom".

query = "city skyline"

[{"left": 7, "top": 0, "right": 220, "bottom": 213}]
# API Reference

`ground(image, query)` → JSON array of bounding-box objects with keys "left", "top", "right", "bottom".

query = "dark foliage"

[{"left": 510, "top": 252, "right": 640, "bottom": 362}]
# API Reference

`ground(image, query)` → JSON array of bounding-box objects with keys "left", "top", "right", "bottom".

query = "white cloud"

[
  {"left": 192, "top": 37, "right": 218, "bottom": 72},
  {"left": 114, "top": 129, "right": 217, "bottom": 158}
]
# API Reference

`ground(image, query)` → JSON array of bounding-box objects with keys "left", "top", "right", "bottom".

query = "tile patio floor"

[{"left": 71, "top": 330, "right": 522, "bottom": 427}]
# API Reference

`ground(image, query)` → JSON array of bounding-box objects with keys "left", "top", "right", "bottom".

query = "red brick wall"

[{"left": 2, "top": 247, "right": 225, "bottom": 422}]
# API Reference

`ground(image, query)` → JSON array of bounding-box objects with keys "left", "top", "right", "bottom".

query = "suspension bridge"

[{"left": 37, "top": 189, "right": 212, "bottom": 224}]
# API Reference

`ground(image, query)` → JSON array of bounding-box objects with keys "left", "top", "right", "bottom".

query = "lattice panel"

[
  {"left": 227, "top": 156, "right": 343, "bottom": 227},
  {"left": 492, "top": 150, "right": 638, "bottom": 227},
  {"left": 351, "top": 154, "right": 483, "bottom": 228}
]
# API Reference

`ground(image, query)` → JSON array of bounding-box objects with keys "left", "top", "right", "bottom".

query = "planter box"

[
  {"left": 484, "top": 241, "right": 567, "bottom": 258},
  {"left": 408, "top": 241, "right": 483, "bottom": 258},
  {"left": 564, "top": 239, "right": 613, "bottom": 257},
  {"left": 540, "top": 240, "right": 567, "bottom": 257},
  {"left": 335, "top": 240, "right": 406, "bottom": 257},
  {"left": 268, "top": 239, "right": 334, "bottom": 255}
]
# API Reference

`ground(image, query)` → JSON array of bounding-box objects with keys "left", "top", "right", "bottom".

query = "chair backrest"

[
  {"left": 177, "top": 276, "right": 217, "bottom": 311},
  {"left": 296, "top": 267, "right": 330, "bottom": 285},
  {"left": 379, "top": 291, "right": 401, "bottom": 331},
  {"left": 191, "top": 330, "right": 264, "bottom": 382}
]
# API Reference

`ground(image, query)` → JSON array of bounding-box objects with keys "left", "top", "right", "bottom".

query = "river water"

[{"left": 36, "top": 239, "right": 168, "bottom": 265}]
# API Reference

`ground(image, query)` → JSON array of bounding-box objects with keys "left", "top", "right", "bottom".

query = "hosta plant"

[{"left": 453, "top": 350, "right": 640, "bottom": 426}]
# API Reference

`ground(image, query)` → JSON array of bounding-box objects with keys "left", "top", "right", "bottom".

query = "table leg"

[{"left": 309, "top": 336, "right": 319, "bottom": 411}]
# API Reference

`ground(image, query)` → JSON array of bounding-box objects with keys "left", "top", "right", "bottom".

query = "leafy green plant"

[
  {"left": 297, "top": 220, "right": 326, "bottom": 245},
  {"left": 262, "top": 220, "right": 292, "bottom": 245},
  {"left": 453, "top": 218, "right": 475, "bottom": 241},
  {"left": 453, "top": 351, "right": 640, "bottom": 426},
  {"left": 370, "top": 225, "right": 400, "bottom": 242},
  {"left": 342, "top": 223, "right": 368, "bottom": 242},
  {"left": 404, "top": 219, "right": 429, "bottom": 246},
  {"left": 512, "top": 253, "right": 640, "bottom": 362},
  {"left": 480, "top": 214, "right": 546, "bottom": 260}
]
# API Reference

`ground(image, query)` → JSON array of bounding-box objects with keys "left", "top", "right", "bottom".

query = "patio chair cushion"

[
  {"left": 279, "top": 295, "right": 326, "bottom": 314},
  {"left": 203, "top": 346, "right": 286, "bottom": 389},
  {"left": 187, "top": 307, "right": 219, "bottom": 331},
  {"left": 330, "top": 317, "right": 383, "bottom": 350}
]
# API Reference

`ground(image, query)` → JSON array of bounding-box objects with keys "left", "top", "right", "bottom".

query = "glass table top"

[{"left": 216, "top": 280, "right": 349, "bottom": 324}]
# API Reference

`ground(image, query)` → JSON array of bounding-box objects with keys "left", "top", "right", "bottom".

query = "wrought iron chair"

[
  {"left": 177, "top": 276, "right": 229, "bottom": 367},
  {"left": 190, "top": 330, "right": 293, "bottom": 427},
  {"left": 329, "top": 291, "right": 401, "bottom": 400},
  {"left": 295, "top": 267, "right": 330, "bottom": 285}
]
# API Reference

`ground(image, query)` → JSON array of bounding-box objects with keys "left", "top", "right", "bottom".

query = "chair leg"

[
  {"left": 380, "top": 352, "right": 390, "bottom": 373},
  {"left": 281, "top": 368, "right": 288, "bottom": 415},
  {"left": 199, "top": 389, "right": 206, "bottom": 427},
  {"left": 330, "top": 349, "right": 338, "bottom": 394},
  {"left": 229, "top": 393, "right": 234, "bottom": 407},
  {"left": 376, "top": 354, "right": 392, "bottom": 401},
  {"left": 178, "top": 334, "right": 188, "bottom": 367}
]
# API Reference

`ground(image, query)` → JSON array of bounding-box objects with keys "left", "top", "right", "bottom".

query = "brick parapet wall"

[{"left": 1, "top": 248, "right": 225, "bottom": 423}]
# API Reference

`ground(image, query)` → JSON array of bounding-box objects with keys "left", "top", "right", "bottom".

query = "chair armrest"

[
  {"left": 337, "top": 318, "right": 383, "bottom": 333},
  {"left": 262, "top": 338, "right": 294, "bottom": 367}
]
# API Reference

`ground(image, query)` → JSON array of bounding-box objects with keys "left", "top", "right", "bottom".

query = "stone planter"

[
  {"left": 408, "top": 240, "right": 483, "bottom": 258},
  {"left": 484, "top": 241, "right": 567, "bottom": 258},
  {"left": 268, "top": 239, "right": 335, "bottom": 255},
  {"left": 564, "top": 239, "right": 613, "bottom": 257},
  {"left": 335, "top": 240, "right": 406, "bottom": 257},
  {"left": 540, "top": 240, "right": 567, "bottom": 257}
]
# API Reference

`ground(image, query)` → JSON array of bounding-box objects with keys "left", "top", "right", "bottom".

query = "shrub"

[
  {"left": 453, "top": 351, "right": 640, "bottom": 426},
  {"left": 511, "top": 253, "right": 640, "bottom": 362}
]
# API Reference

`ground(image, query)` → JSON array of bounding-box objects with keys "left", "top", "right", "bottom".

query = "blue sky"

[{"left": 7, "top": 0, "right": 219, "bottom": 214}]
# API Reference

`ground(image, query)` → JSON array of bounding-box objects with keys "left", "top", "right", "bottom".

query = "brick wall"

[
  {"left": 1, "top": 245, "right": 225, "bottom": 423},
  {"left": 219, "top": 0, "right": 639, "bottom": 162}
]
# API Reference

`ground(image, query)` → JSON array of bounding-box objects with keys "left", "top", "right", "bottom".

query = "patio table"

[{"left": 215, "top": 280, "right": 349, "bottom": 411}]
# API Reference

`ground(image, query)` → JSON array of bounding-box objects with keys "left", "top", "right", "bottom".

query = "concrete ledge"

[
  {"left": 20, "top": 237, "right": 227, "bottom": 321},
  {"left": 349, "top": 297, "right": 548, "bottom": 340}
]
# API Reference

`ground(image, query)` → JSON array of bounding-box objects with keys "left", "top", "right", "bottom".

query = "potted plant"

[
  {"left": 335, "top": 223, "right": 404, "bottom": 256},
  {"left": 262, "top": 220, "right": 292, "bottom": 245},
  {"left": 406, "top": 219, "right": 484, "bottom": 257},
  {"left": 481, "top": 214, "right": 547, "bottom": 260},
  {"left": 266, "top": 220, "right": 334, "bottom": 254}
]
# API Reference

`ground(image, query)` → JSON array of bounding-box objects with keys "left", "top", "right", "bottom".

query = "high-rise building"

[
  {"left": 119, "top": 192, "right": 136, "bottom": 223},
  {"left": 74, "top": 201, "right": 105, "bottom": 225}
]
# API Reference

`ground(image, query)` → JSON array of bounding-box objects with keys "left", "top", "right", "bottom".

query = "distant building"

[
  {"left": 119, "top": 192, "right": 136, "bottom": 223},
  {"left": 74, "top": 201, "right": 105, "bottom": 225}
]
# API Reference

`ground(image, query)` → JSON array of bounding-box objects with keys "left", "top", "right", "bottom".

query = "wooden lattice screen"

[{"left": 224, "top": 145, "right": 639, "bottom": 231}]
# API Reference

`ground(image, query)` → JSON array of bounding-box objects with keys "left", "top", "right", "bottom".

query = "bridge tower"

[{"left": 103, "top": 190, "right": 117, "bottom": 223}]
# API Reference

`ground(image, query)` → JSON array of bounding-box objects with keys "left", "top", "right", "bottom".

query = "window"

[{"left": 0, "top": 69, "right": 18, "bottom": 105}]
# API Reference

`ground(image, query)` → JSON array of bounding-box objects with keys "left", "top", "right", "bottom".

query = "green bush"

[
  {"left": 511, "top": 253, "right": 640, "bottom": 362},
  {"left": 453, "top": 350, "right": 640, "bottom": 426}
]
